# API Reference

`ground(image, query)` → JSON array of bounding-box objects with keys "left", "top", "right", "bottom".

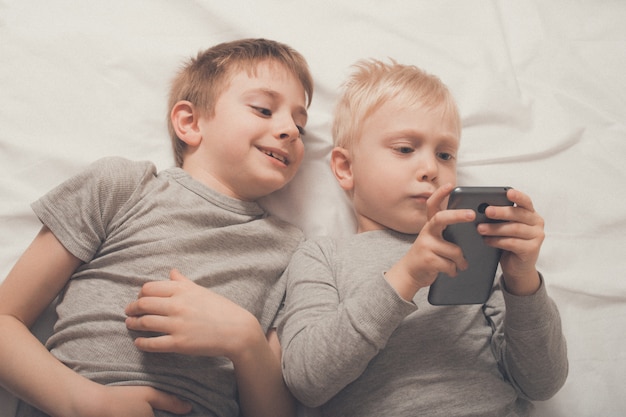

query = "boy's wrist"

[
  {"left": 383, "top": 269, "right": 422, "bottom": 302},
  {"left": 57, "top": 379, "right": 106, "bottom": 417},
  {"left": 502, "top": 269, "right": 541, "bottom": 296},
  {"left": 226, "top": 313, "right": 268, "bottom": 365}
]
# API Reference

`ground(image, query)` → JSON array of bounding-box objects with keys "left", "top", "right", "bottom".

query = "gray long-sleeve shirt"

[{"left": 278, "top": 230, "right": 567, "bottom": 417}]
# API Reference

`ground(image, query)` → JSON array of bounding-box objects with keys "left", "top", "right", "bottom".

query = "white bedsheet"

[{"left": 1, "top": 1, "right": 625, "bottom": 415}]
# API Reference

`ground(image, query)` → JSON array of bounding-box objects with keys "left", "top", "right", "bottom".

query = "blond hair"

[
  {"left": 332, "top": 59, "right": 460, "bottom": 150},
  {"left": 168, "top": 38, "right": 314, "bottom": 167}
]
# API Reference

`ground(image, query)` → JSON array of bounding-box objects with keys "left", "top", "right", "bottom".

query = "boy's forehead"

[
  {"left": 389, "top": 97, "right": 460, "bottom": 135},
  {"left": 230, "top": 62, "right": 306, "bottom": 97},
  {"left": 230, "top": 59, "right": 290, "bottom": 80},
  {"left": 225, "top": 61, "right": 297, "bottom": 90},
  {"left": 364, "top": 99, "right": 460, "bottom": 141},
  {"left": 216, "top": 62, "right": 308, "bottom": 119}
]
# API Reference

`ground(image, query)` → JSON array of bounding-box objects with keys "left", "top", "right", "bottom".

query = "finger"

[
  {"left": 125, "top": 313, "right": 172, "bottom": 332},
  {"left": 442, "top": 257, "right": 464, "bottom": 277},
  {"left": 506, "top": 188, "right": 534, "bottom": 211},
  {"left": 125, "top": 296, "right": 171, "bottom": 316},
  {"left": 134, "top": 334, "right": 178, "bottom": 353},
  {"left": 169, "top": 268, "right": 192, "bottom": 283},
  {"left": 482, "top": 236, "right": 540, "bottom": 261},
  {"left": 427, "top": 183, "right": 455, "bottom": 219},
  {"left": 144, "top": 387, "right": 193, "bottom": 415},
  {"left": 135, "top": 269, "right": 189, "bottom": 298},
  {"left": 436, "top": 239, "right": 470, "bottom": 274},
  {"left": 478, "top": 220, "right": 536, "bottom": 240},
  {"left": 414, "top": 226, "right": 469, "bottom": 274},
  {"left": 428, "top": 206, "right": 475, "bottom": 237},
  {"left": 138, "top": 280, "right": 178, "bottom": 298},
  {"left": 427, "top": 247, "right": 465, "bottom": 277},
  {"left": 484, "top": 204, "right": 543, "bottom": 229}
]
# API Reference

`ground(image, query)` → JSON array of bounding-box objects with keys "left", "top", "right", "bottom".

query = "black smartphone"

[{"left": 427, "top": 186, "right": 513, "bottom": 305}]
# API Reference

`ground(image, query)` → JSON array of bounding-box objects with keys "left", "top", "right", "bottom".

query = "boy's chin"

[
  {"left": 389, "top": 216, "right": 427, "bottom": 235},
  {"left": 356, "top": 212, "right": 426, "bottom": 234},
  {"left": 253, "top": 174, "right": 295, "bottom": 197},
  {"left": 395, "top": 226, "right": 423, "bottom": 235},
  {"left": 377, "top": 219, "right": 425, "bottom": 235}
]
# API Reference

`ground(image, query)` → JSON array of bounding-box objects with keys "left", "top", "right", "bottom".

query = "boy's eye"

[
  {"left": 253, "top": 106, "right": 272, "bottom": 117},
  {"left": 396, "top": 146, "right": 414, "bottom": 154},
  {"left": 437, "top": 152, "right": 454, "bottom": 161},
  {"left": 296, "top": 125, "right": 306, "bottom": 136}
]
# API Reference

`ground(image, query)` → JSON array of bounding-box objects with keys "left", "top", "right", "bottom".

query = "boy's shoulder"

[
  {"left": 291, "top": 231, "right": 415, "bottom": 271},
  {"left": 79, "top": 156, "right": 158, "bottom": 188},
  {"left": 87, "top": 156, "right": 157, "bottom": 176},
  {"left": 301, "top": 230, "right": 413, "bottom": 251},
  {"left": 41, "top": 156, "right": 161, "bottom": 207},
  {"left": 256, "top": 214, "right": 306, "bottom": 251}
]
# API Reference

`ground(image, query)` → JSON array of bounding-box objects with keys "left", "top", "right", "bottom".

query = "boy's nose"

[
  {"left": 275, "top": 115, "right": 300, "bottom": 141},
  {"left": 416, "top": 155, "right": 438, "bottom": 182},
  {"left": 276, "top": 125, "right": 299, "bottom": 141}
]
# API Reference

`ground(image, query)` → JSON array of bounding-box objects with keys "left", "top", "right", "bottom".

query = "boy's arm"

[
  {"left": 384, "top": 183, "right": 474, "bottom": 301},
  {"left": 0, "top": 227, "right": 191, "bottom": 417},
  {"left": 233, "top": 329, "right": 296, "bottom": 417},
  {"left": 0, "top": 226, "right": 82, "bottom": 415},
  {"left": 480, "top": 188, "right": 568, "bottom": 398},
  {"left": 277, "top": 241, "right": 416, "bottom": 408},
  {"left": 478, "top": 188, "right": 544, "bottom": 295},
  {"left": 486, "top": 279, "right": 568, "bottom": 400},
  {"left": 503, "top": 279, "right": 568, "bottom": 400},
  {"left": 125, "top": 269, "right": 295, "bottom": 417}
]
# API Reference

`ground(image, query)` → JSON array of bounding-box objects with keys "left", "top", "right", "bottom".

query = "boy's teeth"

[{"left": 265, "top": 150, "right": 286, "bottom": 163}]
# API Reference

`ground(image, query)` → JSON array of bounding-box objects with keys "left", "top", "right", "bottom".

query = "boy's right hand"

[
  {"left": 125, "top": 269, "right": 265, "bottom": 361},
  {"left": 384, "top": 184, "right": 475, "bottom": 301}
]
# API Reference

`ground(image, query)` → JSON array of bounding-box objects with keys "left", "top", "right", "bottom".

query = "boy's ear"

[
  {"left": 330, "top": 147, "right": 354, "bottom": 192},
  {"left": 170, "top": 100, "right": 202, "bottom": 147}
]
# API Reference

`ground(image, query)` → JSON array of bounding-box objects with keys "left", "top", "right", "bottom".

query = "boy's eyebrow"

[{"left": 387, "top": 129, "right": 459, "bottom": 145}]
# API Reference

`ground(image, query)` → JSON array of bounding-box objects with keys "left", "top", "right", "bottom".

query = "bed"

[{"left": 1, "top": 1, "right": 625, "bottom": 415}]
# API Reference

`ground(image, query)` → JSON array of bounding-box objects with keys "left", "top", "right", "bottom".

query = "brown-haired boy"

[{"left": 0, "top": 38, "right": 312, "bottom": 417}]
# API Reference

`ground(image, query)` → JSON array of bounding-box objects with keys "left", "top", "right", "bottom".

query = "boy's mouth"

[{"left": 260, "top": 148, "right": 289, "bottom": 165}]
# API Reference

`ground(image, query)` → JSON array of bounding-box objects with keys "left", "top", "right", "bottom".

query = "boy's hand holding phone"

[
  {"left": 385, "top": 185, "right": 543, "bottom": 303},
  {"left": 384, "top": 184, "right": 475, "bottom": 301},
  {"left": 478, "top": 188, "right": 544, "bottom": 296},
  {"left": 428, "top": 186, "right": 514, "bottom": 305}
]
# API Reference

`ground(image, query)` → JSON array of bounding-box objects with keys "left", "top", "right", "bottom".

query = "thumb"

[{"left": 146, "top": 388, "right": 193, "bottom": 415}]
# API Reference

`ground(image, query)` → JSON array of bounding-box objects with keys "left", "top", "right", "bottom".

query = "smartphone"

[{"left": 427, "top": 186, "right": 513, "bottom": 305}]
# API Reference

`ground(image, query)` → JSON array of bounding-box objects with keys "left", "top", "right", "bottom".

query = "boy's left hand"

[
  {"left": 125, "top": 269, "right": 265, "bottom": 360},
  {"left": 476, "top": 188, "right": 544, "bottom": 296}
]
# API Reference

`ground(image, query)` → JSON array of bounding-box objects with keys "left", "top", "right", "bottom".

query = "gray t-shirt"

[
  {"left": 19, "top": 157, "right": 304, "bottom": 417},
  {"left": 278, "top": 229, "right": 568, "bottom": 417}
]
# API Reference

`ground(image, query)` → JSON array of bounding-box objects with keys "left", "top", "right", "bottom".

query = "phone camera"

[{"left": 477, "top": 202, "right": 490, "bottom": 214}]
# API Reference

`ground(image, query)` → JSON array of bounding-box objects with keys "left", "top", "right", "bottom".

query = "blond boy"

[{"left": 279, "top": 59, "right": 567, "bottom": 416}]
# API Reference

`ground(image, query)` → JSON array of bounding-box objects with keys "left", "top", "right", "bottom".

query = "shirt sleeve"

[
  {"left": 260, "top": 232, "right": 305, "bottom": 332},
  {"left": 31, "top": 157, "right": 156, "bottom": 262},
  {"left": 278, "top": 238, "right": 416, "bottom": 407},
  {"left": 485, "top": 274, "right": 569, "bottom": 401}
]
